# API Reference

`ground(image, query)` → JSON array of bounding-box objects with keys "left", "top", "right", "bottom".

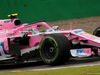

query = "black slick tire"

[
  {"left": 93, "top": 27, "right": 100, "bottom": 37},
  {"left": 39, "top": 33, "right": 71, "bottom": 65}
]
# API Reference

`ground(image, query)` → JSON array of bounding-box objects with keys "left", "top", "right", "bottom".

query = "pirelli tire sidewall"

[
  {"left": 39, "top": 33, "right": 71, "bottom": 65},
  {"left": 93, "top": 27, "right": 100, "bottom": 37}
]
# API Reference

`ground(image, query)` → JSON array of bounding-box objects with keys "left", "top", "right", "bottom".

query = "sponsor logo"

[
  {"left": 6, "top": 32, "right": 17, "bottom": 37},
  {"left": 33, "top": 29, "right": 38, "bottom": 33},
  {"left": 19, "top": 28, "right": 38, "bottom": 35},
  {"left": 74, "top": 30, "right": 84, "bottom": 34},
  {"left": 47, "top": 29, "right": 54, "bottom": 32},
  {"left": 76, "top": 49, "right": 85, "bottom": 54},
  {"left": 4, "top": 20, "right": 13, "bottom": 23},
  {"left": 0, "top": 42, "right": 7, "bottom": 56}
]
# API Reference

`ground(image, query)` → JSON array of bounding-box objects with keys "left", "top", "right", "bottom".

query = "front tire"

[
  {"left": 93, "top": 27, "right": 100, "bottom": 37},
  {"left": 39, "top": 33, "right": 71, "bottom": 65}
]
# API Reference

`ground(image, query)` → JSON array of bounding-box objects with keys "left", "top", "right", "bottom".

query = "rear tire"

[
  {"left": 39, "top": 33, "right": 71, "bottom": 65},
  {"left": 93, "top": 27, "right": 100, "bottom": 37}
]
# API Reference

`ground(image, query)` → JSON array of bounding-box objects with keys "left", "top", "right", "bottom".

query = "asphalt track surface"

[{"left": 0, "top": 57, "right": 100, "bottom": 73}]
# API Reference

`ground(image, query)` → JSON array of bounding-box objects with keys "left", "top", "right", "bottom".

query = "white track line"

[{"left": 30, "top": 63, "right": 100, "bottom": 71}]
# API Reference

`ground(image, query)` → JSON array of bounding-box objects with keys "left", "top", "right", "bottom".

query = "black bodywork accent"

[
  {"left": 13, "top": 35, "right": 30, "bottom": 45},
  {"left": 8, "top": 34, "right": 30, "bottom": 57},
  {"left": 10, "top": 16, "right": 16, "bottom": 19},
  {"left": 80, "top": 39, "right": 88, "bottom": 42},
  {"left": 13, "top": 37, "right": 29, "bottom": 45},
  {"left": 91, "top": 47, "right": 98, "bottom": 56},
  {"left": 14, "top": 20, "right": 21, "bottom": 26},
  {"left": 70, "top": 37, "right": 78, "bottom": 41},
  {"left": 8, "top": 38, "right": 21, "bottom": 57}
]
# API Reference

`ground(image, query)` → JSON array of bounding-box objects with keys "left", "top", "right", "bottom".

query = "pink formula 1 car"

[{"left": 0, "top": 13, "right": 100, "bottom": 65}]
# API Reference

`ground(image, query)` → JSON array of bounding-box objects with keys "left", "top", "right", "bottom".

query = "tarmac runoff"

[
  {"left": 0, "top": 57, "right": 100, "bottom": 73},
  {"left": 31, "top": 63, "right": 100, "bottom": 71},
  {"left": 29, "top": 59, "right": 100, "bottom": 71}
]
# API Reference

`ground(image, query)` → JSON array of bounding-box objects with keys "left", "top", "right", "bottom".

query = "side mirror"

[{"left": 52, "top": 26, "right": 59, "bottom": 30}]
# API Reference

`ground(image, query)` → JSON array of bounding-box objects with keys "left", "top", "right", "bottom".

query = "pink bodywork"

[
  {"left": 0, "top": 19, "right": 52, "bottom": 54},
  {"left": 0, "top": 18, "right": 100, "bottom": 56}
]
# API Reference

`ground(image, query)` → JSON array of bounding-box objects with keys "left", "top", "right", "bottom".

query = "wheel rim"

[
  {"left": 44, "top": 43, "right": 56, "bottom": 59},
  {"left": 41, "top": 38, "right": 57, "bottom": 60}
]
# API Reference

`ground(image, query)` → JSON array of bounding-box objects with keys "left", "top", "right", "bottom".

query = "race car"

[{"left": 0, "top": 13, "right": 100, "bottom": 65}]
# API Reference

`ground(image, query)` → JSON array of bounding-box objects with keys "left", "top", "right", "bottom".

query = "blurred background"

[
  {"left": 0, "top": 0, "right": 100, "bottom": 32},
  {"left": 0, "top": 0, "right": 100, "bottom": 23}
]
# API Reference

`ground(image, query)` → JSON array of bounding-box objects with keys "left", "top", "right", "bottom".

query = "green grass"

[
  {"left": 87, "top": 32, "right": 93, "bottom": 34},
  {"left": 1, "top": 65, "right": 100, "bottom": 75}
]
